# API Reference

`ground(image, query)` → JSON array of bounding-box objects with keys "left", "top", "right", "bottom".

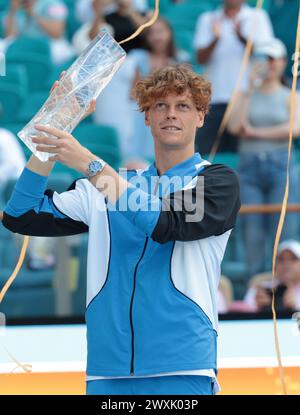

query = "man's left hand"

[{"left": 31, "top": 125, "right": 96, "bottom": 174}]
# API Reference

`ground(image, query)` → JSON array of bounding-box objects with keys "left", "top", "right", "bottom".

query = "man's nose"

[{"left": 166, "top": 106, "right": 177, "bottom": 119}]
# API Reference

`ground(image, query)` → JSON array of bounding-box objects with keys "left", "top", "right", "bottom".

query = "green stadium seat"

[
  {"left": 6, "top": 52, "right": 52, "bottom": 92},
  {"left": 7, "top": 35, "right": 50, "bottom": 56},
  {"left": 0, "top": 63, "right": 29, "bottom": 92},
  {"left": 0, "top": 0, "right": 8, "bottom": 11},
  {"left": 209, "top": 152, "right": 239, "bottom": 170},
  {"left": 73, "top": 124, "right": 121, "bottom": 168},
  {"left": 0, "top": 83, "right": 26, "bottom": 123},
  {"left": 269, "top": 0, "right": 299, "bottom": 76},
  {"left": 164, "top": 1, "right": 214, "bottom": 32},
  {"left": 6, "top": 36, "right": 52, "bottom": 91},
  {"left": 2, "top": 122, "right": 25, "bottom": 137}
]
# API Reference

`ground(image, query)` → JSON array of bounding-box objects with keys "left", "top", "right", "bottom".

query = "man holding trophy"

[{"left": 2, "top": 39, "right": 240, "bottom": 393}]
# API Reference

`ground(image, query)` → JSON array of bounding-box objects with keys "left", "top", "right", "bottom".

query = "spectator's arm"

[
  {"left": 227, "top": 91, "right": 253, "bottom": 135},
  {"left": 250, "top": 93, "right": 300, "bottom": 140},
  {"left": 5, "top": 9, "right": 19, "bottom": 38},
  {"left": 196, "top": 37, "right": 219, "bottom": 64}
]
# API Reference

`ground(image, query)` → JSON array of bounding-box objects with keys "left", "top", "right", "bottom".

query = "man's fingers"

[
  {"left": 87, "top": 99, "right": 97, "bottom": 115},
  {"left": 59, "top": 71, "right": 66, "bottom": 81},
  {"left": 50, "top": 81, "right": 59, "bottom": 94},
  {"left": 34, "top": 125, "right": 70, "bottom": 139},
  {"left": 31, "top": 135, "right": 58, "bottom": 146},
  {"left": 35, "top": 145, "right": 59, "bottom": 154},
  {"left": 50, "top": 71, "right": 66, "bottom": 94}
]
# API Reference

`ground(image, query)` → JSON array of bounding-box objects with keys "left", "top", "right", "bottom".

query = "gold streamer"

[
  {"left": 119, "top": 0, "right": 160, "bottom": 45},
  {"left": 271, "top": 4, "right": 300, "bottom": 396}
]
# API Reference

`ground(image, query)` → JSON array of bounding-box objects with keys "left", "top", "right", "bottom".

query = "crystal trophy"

[{"left": 18, "top": 30, "right": 127, "bottom": 161}]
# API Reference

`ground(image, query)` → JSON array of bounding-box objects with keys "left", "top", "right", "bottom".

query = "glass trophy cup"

[{"left": 18, "top": 30, "right": 127, "bottom": 161}]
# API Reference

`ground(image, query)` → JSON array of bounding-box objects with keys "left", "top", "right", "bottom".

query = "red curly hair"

[{"left": 132, "top": 64, "right": 212, "bottom": 114}]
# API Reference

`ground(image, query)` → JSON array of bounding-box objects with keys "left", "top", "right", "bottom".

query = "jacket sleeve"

[
  {"left": 151, "top": 164, "right": 241, "bottom": 243},
  {"left": 114, "top": 164, "right": 241, "bottom": 243},
  {"left": 2, "top": 167, "right": 89, "bottom": 237}
]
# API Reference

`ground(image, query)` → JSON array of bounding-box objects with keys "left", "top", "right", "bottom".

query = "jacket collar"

[
  {"left": 145, "top": 152, "right": 208, "bottom": 179},
  {"left": 141, "top": 153, "right": 210, "bottom": 197}
]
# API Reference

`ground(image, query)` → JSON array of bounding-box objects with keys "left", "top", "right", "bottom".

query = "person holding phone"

[
  {"left": 227, "top": 38, "right": 300, "bottom": 279},
  {"left": 4, "top": 0, "right": 73, "bottom": 65},
  {"left": 244, "top": 240, "right": 300, "bottom": 312}
]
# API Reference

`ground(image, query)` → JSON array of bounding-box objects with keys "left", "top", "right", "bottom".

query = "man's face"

[{"left": 145, "top": 90, "right": 205, "bottom": 150}]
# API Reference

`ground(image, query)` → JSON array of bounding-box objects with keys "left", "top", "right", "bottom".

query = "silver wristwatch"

[{"left": 87, "top": 159, "right": 106, "bottom": 179}]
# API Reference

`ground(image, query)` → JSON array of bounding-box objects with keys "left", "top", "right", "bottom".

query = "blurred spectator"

[
  {"left": 218, "top": 276, "right": 234, "bottom": 313},
  {"left": 0, "top": 127, "right": 26, "bottom": 194},
  {"left": 72, "top": 0, "right": 114, "bottom": 56},
  {"left": 105, "top": 0, "right": 148, "bottom": 53},
  {"left": 193, "top": 0, "right": 273, "bottom": 154},
  {"left": 4, "top": 0, "right": 74, "bottom": 65},
  {"left": 244, "top": 240, "right": 300, "bottom": 312},
  {"left": 228, "top": 38, "right": 300, "bottom": 278},
  {"left": 75, "top": 0, "right": 148, "bottom": 24},
  {"left": 127, "top": 17, "right": 178, "bottom": 165}
]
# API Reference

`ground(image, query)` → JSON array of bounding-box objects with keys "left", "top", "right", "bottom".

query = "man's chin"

[{"left": 157, "top": 133, "right": 185, "bottom": 147}]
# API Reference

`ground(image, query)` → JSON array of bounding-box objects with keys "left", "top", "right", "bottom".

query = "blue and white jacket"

[{"left": 3, "top": 152, "right": 240, "bottom": 385}]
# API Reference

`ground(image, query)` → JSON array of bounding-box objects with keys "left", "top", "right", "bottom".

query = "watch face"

[
  {"left": 91, "top": 161, "right": 101, "bottom": 172},
  {"left": 89, "top": 160, "right": 103, "bottom": 176}
]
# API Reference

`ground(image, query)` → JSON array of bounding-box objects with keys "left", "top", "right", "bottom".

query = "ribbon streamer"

[{"left": 271, "top": 4, "right": 300, "bottom": 396}]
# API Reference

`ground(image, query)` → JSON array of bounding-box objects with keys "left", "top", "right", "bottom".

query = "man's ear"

[
  {"left": 196, "top": 111, "right": 205, "bottom": 128},
  {"left": 145, "top": 110, "right": 150, "bottom": 126}
]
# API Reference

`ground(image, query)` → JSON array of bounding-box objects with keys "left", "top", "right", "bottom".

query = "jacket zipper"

[
  {"left": 129, "top": 175, "right": 159, "bottom": 375},
  {"left": 129, "top": 237, "right": 149, "bottom": 375}
]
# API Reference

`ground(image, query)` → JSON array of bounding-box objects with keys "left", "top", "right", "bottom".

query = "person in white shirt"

[
  {"left": 72, "top": 0, "right": 114, "bottom": 56},
  {"left": 75, "top": 0, "right": 148, "bottom": 25},
  {"left": 193, "top": 0, "right": 273, "bottom": 154}
]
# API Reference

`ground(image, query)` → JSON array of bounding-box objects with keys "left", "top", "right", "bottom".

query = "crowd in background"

[{"left": 1, "top": 0, "right": 300, "bottom": 316}]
